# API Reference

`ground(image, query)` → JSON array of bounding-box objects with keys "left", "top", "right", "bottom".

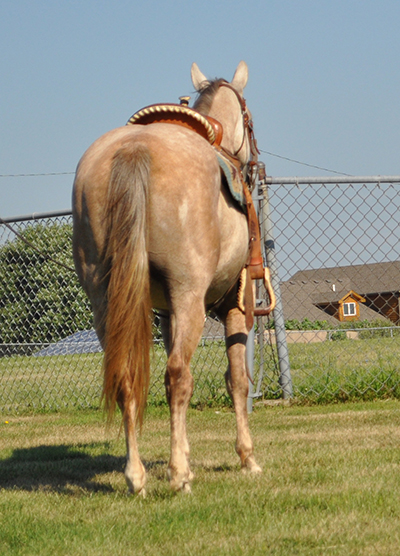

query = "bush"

[
  {"left": 286, "top": 318, "right": 332, "bottom": 331},
  {"left": 266, "top": 318, "right": 332, "bottom": 331},
  {"left": 0, "top": 221, "right": 92, "bottom": 346},
  {"left": 330, "top": 330, "right": 347, "bottom": 341}
]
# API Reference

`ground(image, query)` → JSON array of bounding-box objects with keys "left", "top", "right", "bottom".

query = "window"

[{"left": 343, "top": 302, "right": 356, "bottom": 316}]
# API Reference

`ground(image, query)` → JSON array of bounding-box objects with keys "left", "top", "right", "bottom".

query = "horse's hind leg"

[
  {"left": 93, "top": 302, "right": 147, "bottom": 496},
  {"left": 164, "top": 297, "right": 205, "bottom": 492},
  {"left": 118, "top": 391, "right": 147, "bottom": 496},
  {"left": 224, "top": 306, "right": 262, "bottom": 473}
]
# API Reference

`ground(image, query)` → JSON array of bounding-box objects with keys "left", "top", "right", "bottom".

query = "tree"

[{"left": 0, "top": 221, "right": 92, "bottom": 347}]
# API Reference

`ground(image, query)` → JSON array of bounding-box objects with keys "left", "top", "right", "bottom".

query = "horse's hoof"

[
  {"left": 242, "top": 457, "right": 262, "bottom": 474},
  {"left": 169, "top": 477, "right": 193, "bottom": 493},
  {"left": 169, "top": 475, "right": 193, "bottom": 493},
  {"left": 125, "top": 471, "right": 147, "bottom": 497},
  {"left": 181, "top": 482, "right": 192, "bottom": 494},
  {"left": 168, "top": 466, "right": 193, "bottom": 492},
  {"left": 126, "top": 486, "right": 147, "bottom": 498},
  {"left": 137, "top": 487, "right": 147, "bottom": 498}
]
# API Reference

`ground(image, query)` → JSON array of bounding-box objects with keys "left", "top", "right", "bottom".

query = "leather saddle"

[{"left": 127, "top": 102, "right": 223, "bottom": 146}]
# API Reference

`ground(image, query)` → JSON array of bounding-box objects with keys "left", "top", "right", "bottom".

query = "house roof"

[
  {"left": 313, "top": 289, "right": 366, "bottom": 306},
  {"left": 280, "top": 261, "right": 400, "bottom": 323},
  {"left": 338, "top": 290, "right": 366, "bottom": 304},
  {"left": 289, "top": 261, "right": 400, "bottom": 294}
]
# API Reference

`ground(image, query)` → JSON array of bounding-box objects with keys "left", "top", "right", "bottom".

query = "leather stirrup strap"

[
  {"left": 242, "top": 185, "right": 276, "bottom": 316},
  {"left": 242, "top": 184, "right": 264, "bottom": 280}
]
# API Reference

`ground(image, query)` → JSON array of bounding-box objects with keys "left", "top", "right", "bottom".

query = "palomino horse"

[{"left": 72, "top": 61, "right": 262, "bottom": 495}]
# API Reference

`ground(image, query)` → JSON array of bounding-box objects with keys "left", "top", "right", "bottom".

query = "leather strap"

[{"left": 242, "top": 183, "right": 264, "bottom": 280}]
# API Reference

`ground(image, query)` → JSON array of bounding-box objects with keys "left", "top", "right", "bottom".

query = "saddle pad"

[{"left": 215, "top": 151, "right": 246, "bottom": 210}]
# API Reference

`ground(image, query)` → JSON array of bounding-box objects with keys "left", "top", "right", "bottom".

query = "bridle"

[{"left": 217, "top": 82, "right": 260, "bottom": 188}]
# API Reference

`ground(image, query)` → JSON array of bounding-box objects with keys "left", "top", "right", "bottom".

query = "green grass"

[
  {"left": 0, "top": 341, "right": 231, "bottom": 414},
  {"left": 1, "top": 336, "right": 400, "bottom": 415},
  {"left": 1, "top": 401, "right": 400, "bottom": 555},
  {"left": 0, "top": 352, "right": 104, "bottom": 412},
  {"left": 288, "top": 336, "right": 400, "bottom": 403}
]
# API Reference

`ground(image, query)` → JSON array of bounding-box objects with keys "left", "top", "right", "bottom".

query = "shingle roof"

[
  {"left": 280, "top": 261, "right": 400, "bottom": 323},
  {"left": 289, "top": 261, "right": 400, "bottom": 294}
]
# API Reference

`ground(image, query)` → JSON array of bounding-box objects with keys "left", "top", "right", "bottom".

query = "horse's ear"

[
  {"left": 231, "top": 61, "right": 249, "bottom": 94},
  {"left": 191, "top": 63, "right": 209, "bottom": 91}
]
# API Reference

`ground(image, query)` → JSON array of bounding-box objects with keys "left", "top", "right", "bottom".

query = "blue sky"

[{"left": 1, "top": 0, "right": 399, "bottom": 217}]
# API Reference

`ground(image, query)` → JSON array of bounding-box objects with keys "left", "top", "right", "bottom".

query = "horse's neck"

[{"left": 206, "top": 92, "right": 242, "bottom": 159}]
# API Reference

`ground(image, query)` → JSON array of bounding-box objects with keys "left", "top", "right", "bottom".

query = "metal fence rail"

[{"left": 1, "top": 176, "right": 400, "bottom": 412}]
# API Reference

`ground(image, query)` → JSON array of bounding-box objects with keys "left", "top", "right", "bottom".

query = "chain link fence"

[
  {"left": 0, "top": 212, "right": 234, "bottom": 413},
  {"left": 1, "top": 177, "right": 400, "bottom": 413},
  {"left": 257, "top": 177, "right": 400, "bottom": 403}
]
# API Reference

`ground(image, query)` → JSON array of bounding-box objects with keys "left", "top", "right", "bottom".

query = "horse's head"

[{"left": 191, "top": 61, "right": 259, "bottom": 181}]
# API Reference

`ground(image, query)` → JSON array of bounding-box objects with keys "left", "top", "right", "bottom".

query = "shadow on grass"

[{"left": 0, "top": 444, "right": 167, "bottom": 494}]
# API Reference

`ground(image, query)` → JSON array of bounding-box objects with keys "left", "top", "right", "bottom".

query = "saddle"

[
  {"left": 127, "top": 100, "right": 275, "bottom": 325},
  {"left": 127, "top": 100, "right": 223, "bottom": 146}
]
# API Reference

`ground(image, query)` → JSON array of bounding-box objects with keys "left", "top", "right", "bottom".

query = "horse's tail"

[{"left": 102, "top": 143, "right": 152, "bottom": 428}]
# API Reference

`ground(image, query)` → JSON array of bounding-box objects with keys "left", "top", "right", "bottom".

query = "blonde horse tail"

[{"left": 102, "top": 143, "right": 152, "bottom": 428}]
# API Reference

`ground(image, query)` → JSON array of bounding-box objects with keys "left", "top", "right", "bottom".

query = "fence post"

[
  {"left": 259, "top": 167, "right": 293, "bottom": 399},
  {"left": 246, "top": 184, "right": 259, "bottom": 414}
]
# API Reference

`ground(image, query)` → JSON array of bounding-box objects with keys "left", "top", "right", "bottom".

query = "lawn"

[
  {"left": 2, "top": 335, "right": 400, "bottom": 415},
  {"left": 1, "top": 401, "right": 400, "bottom": 555},
  {"left": 0, "top": 341, "right": 230, "bottom": 413},
  {"left": 288, "top": 336, "right": 400, "bottom": 402}
]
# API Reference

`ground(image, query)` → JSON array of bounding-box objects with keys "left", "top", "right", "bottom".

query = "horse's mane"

[{"left": 192, "top": 78, "right": 226, "bottom": 115}]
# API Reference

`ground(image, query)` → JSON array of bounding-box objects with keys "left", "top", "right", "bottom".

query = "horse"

[{"left": 72, "top": 61, "right": 262, "bottom": 496}]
